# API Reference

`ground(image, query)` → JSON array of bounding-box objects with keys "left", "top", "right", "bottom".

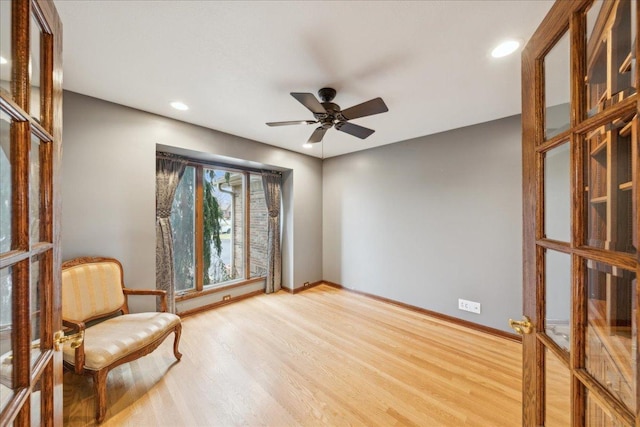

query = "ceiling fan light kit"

[{"left": 266, "top": 87, "right": 389, "bottom": 145}]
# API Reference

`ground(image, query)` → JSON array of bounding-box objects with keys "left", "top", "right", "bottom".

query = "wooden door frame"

[
  {"left": 46, "top": 0, "right": 63, "bottom": 422},
  {"left": 0, "top": 0, "right": 62, "bottom": 424},
  {"left": 522, "top": 2, "right": 585, "bottom": 425},
  {"left": 522, "top": 0, "right": 640, "bottom": 425}
]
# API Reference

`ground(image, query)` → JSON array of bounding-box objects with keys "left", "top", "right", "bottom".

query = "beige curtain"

[
  {"left": 156, "top": 154, "right": 187, "bottom": 313},
  {"left": 262, "top": 172, "right": 282, "bottom": 293}
]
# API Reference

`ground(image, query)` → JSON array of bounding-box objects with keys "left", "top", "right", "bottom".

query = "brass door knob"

[
  {"left": 509, "top": 316, "right": 533, "bottom": 335},
  {"left": 54, "top": 330, "right": 85, "bottom": 351}
]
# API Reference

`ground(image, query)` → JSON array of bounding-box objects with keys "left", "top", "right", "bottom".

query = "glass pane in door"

[
  {"left": 545, "top": 250, "right": 571, "bottom": 351},
  {"left": 0, "top": 1, "right": 10, "bottom": 94},
  {"left": 583, "top": 116, "right": 636, "bottom": 253},
  {"left": 544, "top": 142, "right": 570, "bottom": 241},
  {"left": 586, "top": 389, "right": 627, "bottom": 426},
  {"left": 545, "top": 348, "right": 571, "bottom": 426},
  {"left": 30, "top": 255, "right": 43, "bottom": 367},
  {"left": 29, "top": 15, "right": 41, "bottom": 120},
  {"left": 545, "top": 31, "right": 570, "bottom": 139},
  {"left": 614, "top": 116, "right": 636, "bottom": 254},
  {"left": 30, "top": 373, "right": 42, "bottom": 427},
  {"left": 0, "top": 266, "right": 13, "bottom": 412},
  {"left": 586, "top": 0, "right": 637, "bottom": 117},
  {"left": 30, "top": 134, "right": 41, "bottom": 244},
  {"left": 0, "top": 111, "right": 11, "bottom": 252},
  {"left": 585, "top": 259, "right": 636, "bottom": 411}
]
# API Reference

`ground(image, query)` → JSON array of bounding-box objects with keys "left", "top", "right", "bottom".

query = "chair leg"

[
  {"left": 93, "top": 369, "right": 109, "bottom": 423},
  {"left": 173, "top": 324, "right": 183, "bottom": 361}
]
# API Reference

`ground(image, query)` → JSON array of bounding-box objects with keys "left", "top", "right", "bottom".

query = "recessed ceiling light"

[
  {"left": 303, "top": 143, "right": 313, "bottom": 149},
  {"left": 170, "top": 101, "right": 189, "bottom": 111},
  {"left": 0, "top": 56, "right": 7, "bottom": 65},
  {"left": 491, "top": 40, "right": 521, "bottom": 58}
]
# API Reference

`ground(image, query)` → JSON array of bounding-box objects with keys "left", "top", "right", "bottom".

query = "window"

[
  {"left": 169, "top": 161, "right": 269, "bottom": 294},
  {"left": 171, "top": 166, "right": 195, "bottom": 292}
]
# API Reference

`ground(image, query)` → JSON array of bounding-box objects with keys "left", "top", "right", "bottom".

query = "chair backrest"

[{"left": 61, "top": 257, "right": 126, "bottom": 322}]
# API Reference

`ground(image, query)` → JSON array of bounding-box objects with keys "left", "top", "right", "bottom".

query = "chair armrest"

[
  {"left": 62, "top": 318, "right": 86, "bottom": 374},
  {"left": 62, "top": 318, "right": 86, "bottom": 333},
  {"left": 122, "top": 288, "right": 168, "bottom": 312}
]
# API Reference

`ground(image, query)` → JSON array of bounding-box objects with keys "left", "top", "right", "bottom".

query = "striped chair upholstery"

[
  {"left": 61, "top": 256, "right": 182, "bottom": 423},
  {"left": 62, "top": 261, "right": 126, "bottom": 322}
]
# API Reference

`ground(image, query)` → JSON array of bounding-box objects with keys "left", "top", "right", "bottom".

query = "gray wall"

[
  {"left": 62, "top": 91, "right": 323, "bottom": 312},
  {"left": 63, "top": 90, "right": 526, "bottom": 331},
  {"left": 322, "top": 115, "right": 523, "bottom": 332}
]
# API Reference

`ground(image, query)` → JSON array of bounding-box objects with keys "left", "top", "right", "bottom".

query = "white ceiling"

[{"left": 55, "top": 0, "right": 555, "bottom": 159}]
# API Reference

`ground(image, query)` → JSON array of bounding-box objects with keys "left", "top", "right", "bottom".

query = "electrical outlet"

[
  {"left": 304, "top": 282, "right": 310, "bottom": 287},
  {"left": 458, "top": 298, "right": 481, "bottom": 314},
  {"left": 223, "top": 295, "right": 231, "bottom": 301}
]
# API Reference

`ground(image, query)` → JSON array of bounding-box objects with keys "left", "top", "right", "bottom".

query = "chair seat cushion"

[{"left": 63, "top": 312, "right": 180, "bottom": 370}]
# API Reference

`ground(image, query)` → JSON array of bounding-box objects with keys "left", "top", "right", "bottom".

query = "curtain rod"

[{"left": 156, "top": 151, "right": 282, "bottom": 175}]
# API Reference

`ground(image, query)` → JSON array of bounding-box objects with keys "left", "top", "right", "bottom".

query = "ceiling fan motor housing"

[
  {"left": 318, "top": 87, "right": 337, "bottom": 102},
  {"left": 316, "top": 101, "right": 341, "bottom": 128}
]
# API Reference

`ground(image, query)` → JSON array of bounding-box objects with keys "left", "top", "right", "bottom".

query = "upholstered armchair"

[{"left": 61, "top": 257, "right": 182, "bottom": 423}]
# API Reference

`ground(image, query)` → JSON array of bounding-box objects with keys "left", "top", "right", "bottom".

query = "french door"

[
  {"left": 521, "top": 0, "right": 639, "bottom": 425},
  {"left": 0, "top": 0, "right": 63, "bottom": 425}
]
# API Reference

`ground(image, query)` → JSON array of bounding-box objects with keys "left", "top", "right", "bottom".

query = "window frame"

[{"left": 171, "top": 158, "right": 268, "bottom": 302}]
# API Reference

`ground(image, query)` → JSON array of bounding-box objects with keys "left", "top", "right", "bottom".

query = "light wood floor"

[{"left": 63, "top": 285, "right": 523, "bottom": 426}]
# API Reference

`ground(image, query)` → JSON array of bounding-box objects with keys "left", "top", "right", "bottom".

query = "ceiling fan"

[{"left": 266, "top": 88, "right": 389, "bottom": 144}]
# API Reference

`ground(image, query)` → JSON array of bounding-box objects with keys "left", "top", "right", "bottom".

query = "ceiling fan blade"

[
  {"left": 340, "top": 97, "right": 388, "bottom": 120},
  {"left": 291, "top": 92, "right": 327, "bottom": 115},
  {"left": 308, "top": 126, "right": 328, "bottom": 143},
  {"left": 266, "top": 120, "right": 317, "bottom": 127},
  {"left": 335, "top": 121, "right": 375, "bottom": 139}
]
